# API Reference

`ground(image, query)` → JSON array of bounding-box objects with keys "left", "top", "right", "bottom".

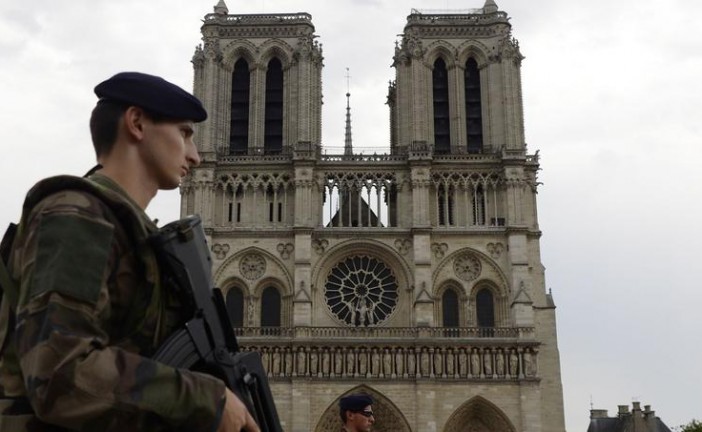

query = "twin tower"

[{"left": 183, "top": 1, "right": 566, "bottom": 431}]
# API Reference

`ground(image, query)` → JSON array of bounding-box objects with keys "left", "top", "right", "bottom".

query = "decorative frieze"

[{"left": 241, "top": 342, "right": 538, "bottom": 381}]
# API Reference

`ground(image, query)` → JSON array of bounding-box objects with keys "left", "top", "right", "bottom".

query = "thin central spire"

[{"left": 344, "top": 67, "right": 353, "bottom": 156}]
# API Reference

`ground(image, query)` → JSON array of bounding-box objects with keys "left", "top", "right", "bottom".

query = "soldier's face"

[
  {"left": 348, "top": 405, "right": 374, "bottom": 432},
  {"left": 140, "top": 118, "right": 200, "bottom": 190}
]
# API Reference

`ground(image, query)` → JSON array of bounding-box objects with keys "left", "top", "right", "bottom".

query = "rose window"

[{"left": 324, "top": 255, "right": 398, "bottom": 326}]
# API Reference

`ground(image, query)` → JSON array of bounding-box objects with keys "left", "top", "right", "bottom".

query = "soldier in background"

[
  {"left": 339, "top": 394, "right": 375, "bottom": 432},
  {"left": 0, "top": 72, "right": 258, "bottom": 431}
]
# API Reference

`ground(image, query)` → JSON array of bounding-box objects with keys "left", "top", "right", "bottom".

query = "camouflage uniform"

[{"left": 0, "top": 173, "right": 225, "bottom": 431}]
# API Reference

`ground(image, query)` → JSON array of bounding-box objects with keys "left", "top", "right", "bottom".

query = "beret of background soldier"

[{"left": 339, "top": 394, "right": 374, "bottom": 414}]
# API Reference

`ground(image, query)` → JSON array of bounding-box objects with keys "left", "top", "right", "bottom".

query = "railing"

[
  {"left": 204, "top": 13, "right": 313, "bottom": 24},
  {"left": 233, "top": 326, "right": 534, "bottom": 340}
]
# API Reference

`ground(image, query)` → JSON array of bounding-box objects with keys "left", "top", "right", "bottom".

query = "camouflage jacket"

[{"left": 0, "top": 174, "right": 225, "bottom": 431}]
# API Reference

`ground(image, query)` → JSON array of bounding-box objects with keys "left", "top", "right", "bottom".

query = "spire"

[
  {"left": 483, "top": 0, "right": 498, "bottom": 13},
  {"left": 214, "top": 0, "right": 228, "bottom": 15},
  {"left": 344, "top": 67, "right": 353, "bottom": 156}
]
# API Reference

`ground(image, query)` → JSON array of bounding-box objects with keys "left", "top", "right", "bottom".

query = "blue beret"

[
  {"left": 339, "top": 394, "right": 373, "bottom": 413},
  {"left": 94, "top": 72, "right": 207, "bottom": 122}
]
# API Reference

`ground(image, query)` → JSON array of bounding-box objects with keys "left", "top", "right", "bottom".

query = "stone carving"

[
  {"left": 247, "top": 299, "right": 255, "bottom": 325},
  {"left": 211, "top": 243, "right": 230, "bottom": 259},
  {"left": 407, "top": 348, "right": 416, "bottom": 377},
  {"left": 431, "top": 242, "right": 449, "bottom": 259},
  {"left": 483, "top": 349, "right": 493, "bottom": 377},
  {"left": 394, "top": 238, "right": 412, "bottom": 255},
  {"left": 346, "top": 350, "right": 356, "bottom": 376},
  {"left": 312, "top": 238, "right": 329, "bottom": 254},
  {"left": 454, "top": 253, "right": 482, "bottom": 281},
  {"left": 433, "top": 349, "right": 443, "bottom": 376},
  {"left": 524, "top": 349, "right": 536, "bottom": 377},
  {"left": 509, "top": 349, "right": 519, "bottom": 377},
  {"left": 276, "top": 242, "right": 294, "bottom": 259},
  {"left": 272, "top": 347, "right": 281, "bottom": 376},
  {"left": 334, "top": 348, "right": 343, "bottom": 376},
  {"left": 239, "top": 253, "right": 266, "bottom": 280},
  {"left": 471, "top": 349, "right": 481, "bottom": 377},
  {"left": 495, "top": 349, "right": 505, "bottom": 377},
  {"left": 486, "top": 242, "right": 504, "bottom": 259},
  {"left": 252, "top": 345, "right": 535, "bottom": 381}
]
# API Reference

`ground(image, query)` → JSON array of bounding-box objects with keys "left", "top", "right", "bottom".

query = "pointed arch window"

[
  {"left": 464, "top": 58, "right": 483, "bottom": 153},
  {"left": 442, "top": 289, "right": 460, "bottom": 327},
  {"left": 432, "top": 58, "right": 450, "bottom": 154},
  {"left": 264, "top": 58, "right": 284, "bottom": 154},
  {"left": 226, "top": 287, "right": 244, "bottom": 327},
  {"left": 230, "top": 58, "right": 250, "bottom": 155},
  {"left": 260, "top": 286, "right": 281, "bottom": 327},
  {"left": 476, "top": 288, "right": 495, "bottom": 328}
]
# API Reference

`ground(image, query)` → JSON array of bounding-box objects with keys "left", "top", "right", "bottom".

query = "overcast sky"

[{"left": 1, "top": 0, "right": 700, "bottom": 430}]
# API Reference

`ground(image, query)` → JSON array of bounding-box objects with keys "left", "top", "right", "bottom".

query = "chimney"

[
  {"left": 618, "top": 405, "right": 630, "bottom": 417},
  {"left": 590, "top": 409, "right": 609, "bottom": 419}
]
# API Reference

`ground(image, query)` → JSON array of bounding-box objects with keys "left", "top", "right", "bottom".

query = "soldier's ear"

[{"left": 123, "top": 106, "right": 147, "bottom": 141}]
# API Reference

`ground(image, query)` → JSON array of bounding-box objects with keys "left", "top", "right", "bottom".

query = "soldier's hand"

[{"left": 217, "top": 388, "right": 260, "bottom": 432}]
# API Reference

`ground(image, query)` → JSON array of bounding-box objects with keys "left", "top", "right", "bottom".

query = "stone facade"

[{"left": 183, "top": 1, "right": 565, "bottom": 431}]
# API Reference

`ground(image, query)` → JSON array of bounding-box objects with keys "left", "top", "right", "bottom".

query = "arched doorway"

[
  {"left": 313, "top": 385, "right": 411, "bottom": 432},
  {"left": 442, "top": 396, "right": 516, "bottom": 432}
]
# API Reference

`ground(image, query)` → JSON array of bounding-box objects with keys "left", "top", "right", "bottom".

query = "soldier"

[
  {"left": 339, "top": 394, "right": 375, "bottom": 432},
  {"left": 0, "top": 72, "right": 259, "bottom": 431}
]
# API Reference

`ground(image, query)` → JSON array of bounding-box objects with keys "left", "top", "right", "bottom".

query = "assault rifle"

[{"left": 149, "top": 216, "right": 282, "bottom": 432}]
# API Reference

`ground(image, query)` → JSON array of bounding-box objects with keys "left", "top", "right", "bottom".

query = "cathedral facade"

[{"left": 183, "top": 1, "right": 565, "bottom": 430}]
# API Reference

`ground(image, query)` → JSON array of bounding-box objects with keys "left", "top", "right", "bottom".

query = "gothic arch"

[
  {"left": 311, "top": 239, "right": 413, "bottom": 327},
  {"left": 434, "top": 279, "right": 468, "bottom": 327},
  {"left": 313, "top": 385, "right": 411, "bottom": 432},
  {"left": 213, "top": 246, "right": 294, "bottom": 297},
  {"left": 456, "top": 40, "right": 491, "bottom": 68},
  {"left": 221, "top": 40, "right": 258, "bottom": 69},
  {"left": 433, "top": 247, "right": 510, "bottom": 294},
  {"left": 424, "top": 41, "right": 457, "bottom": 69},
  {"left": 442, "top": 396, "right": 516, "bottom": 432},
  {"left": 468, "top": 279, "right": 508, "bottom": 327},
  {"left": 258, "top": 39, "right": 294, "bottom": 69}
]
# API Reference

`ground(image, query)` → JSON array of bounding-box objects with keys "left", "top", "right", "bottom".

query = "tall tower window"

[
  {"left": 432, "top": 58, "right": 450, "bottom": 154},
  {"left": 476, "top": 288, "right": 495, "bottom": 328},
  {"left": 442, "top": 289, "right": 460, "bottom": 327},
  {"left": 260, "top": 286, "right": 281, "bottom": 327},
  {"left": 265, "top": 58, "right": 284, "bottom": 154},
  {"left": 230, "top": 58, "right": 250, "bottom": 155},
  {"left": 226, "top": 287, "right": 244, "bottom": 327},
  {"left": 464, "top": 58, "right": 483, "bottom": 153}
]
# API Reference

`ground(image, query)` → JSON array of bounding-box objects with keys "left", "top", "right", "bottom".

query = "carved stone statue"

[
  {"left": 334, "top": 348, "right": 344, "bottom": 376},
  {"left": 524, "top": 350, "right": 536, "bottom": 377},
  {"left": 483, "top": 349, "right": 493, "bottom": 376},
  {"left": 359, "top": 348, "right": 368, "bottom": 376},
  {"left": 297, "top": 347, "right": 307, "bottom": 376},
  {"left": 285, "top": 349, "right": 293, "bottom": 376},
  {"left": 509, "top": 349, "right": 519, "bottom": 377},
  {"left": 310, "top": 350, "right": 319, "bottom": 376},
  {"left": 272, "top": 347, "right": 281, "bottom": 376},
  {"left": 420, "top": 348, "right": 430, "bottom": 377},
  {"left": 383, "top": 348, "right": 393, "bottom": 377},
  {"left": 459, "top": 348, "right": 468, "bottom": 377},
  {"left": 346, "top": 350, "right": 356, "bottom": 376},
  {"left": 471, "top": 349, "right": 481, "bottom": 377},
  {"left": 395, "top": 349, "right": 404, "bottom": 377},
  {"left": 407, "top": 348, "right": 416, "bottom": 377},
  {"left": 371, "top": 348, "right": 380, "bottom": 377},
  {"left": 433, "top": 349, "right": 443, "bottom": 376},
  {"left": 322, "top": 349, "right": 330, "bottom": 376},
  {"left": 446, "top": 348, "right": 455, "bottom": 377},
  {"left": 495, "top": 349, "right": 505, "bottom": 376}
]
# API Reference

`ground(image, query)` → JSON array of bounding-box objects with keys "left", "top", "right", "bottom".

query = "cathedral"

[{"left": 183, "top": 0, "right": 566, "bottom": 430}]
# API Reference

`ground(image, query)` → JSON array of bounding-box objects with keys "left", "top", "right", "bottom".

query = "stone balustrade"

[{"left": 234, "top": 326, "right": 534, "bottom": 341}]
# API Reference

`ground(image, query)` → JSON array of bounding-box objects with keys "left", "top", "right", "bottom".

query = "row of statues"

[{"left": 245, "top": 345, "right": 538, "bottom": 379}]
